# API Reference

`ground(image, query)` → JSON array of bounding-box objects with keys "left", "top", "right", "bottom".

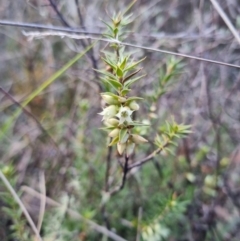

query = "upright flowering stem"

[
  {"left": 98, "top": 12, "right": 148, "bottom": 157},
  {"left": 98, "top": 10, "right": 191, "bottom": 197}
]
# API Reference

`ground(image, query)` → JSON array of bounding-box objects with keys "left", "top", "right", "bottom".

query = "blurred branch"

[
  {"left": 48, "top": 0, "right": 70, "bottom": 27},
  {"left": 0, "top": 20, "right": 233, "bottom": 40},
  {"left": 22, "top": 30, "right": 240, "bottom": 69},
  {"left": 128, "top": 144, "right": 167, "bottom": 170},
  {"left": 74, "top": 0, "right": 85, "bottom": 28},
  {"left": 105, "top": 146, "right": 113, "bottom": 192},
  {"left": 0, "top": 20, "right": 100, "bottom": 35},
  {"left": 210, "top": 0, "right": 240, "bottom": 45}
]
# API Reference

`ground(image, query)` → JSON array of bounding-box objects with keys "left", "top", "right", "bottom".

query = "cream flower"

[
  {"left": 116, "top": 106, "right": 133, "bottom": 124},
  {"left": 99, "top": 105, "right": 118, "bottom": 121}
]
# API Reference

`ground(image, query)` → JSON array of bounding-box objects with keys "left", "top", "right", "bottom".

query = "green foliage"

[
  {"left": 0, "top": 3, "right": 199, "bottom": 241},
  {"left": 155, "top": 119, "right": 191, "bottom": 154},
  {"left": 150, "top": 57, "right": 185, "bottom": 102}
]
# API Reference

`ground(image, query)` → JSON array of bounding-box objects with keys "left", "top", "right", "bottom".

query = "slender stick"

[
  {"left": 22, "top": 31, "right": 240, "bottom": 69},
  {"left": 0, "top": 20, "right": 100, "bottom": 35},
  {"left": 105, "top": 146, "right": 113, "bottom": 192},
  {"left": 128, "top": 142, "right": 169, "bottom": 170},
  {"left": 48, "top": 0, "right": 70, "bottom": 27},
  {"left": 74, "top": 0, "right": 85, "bottom": 28}
]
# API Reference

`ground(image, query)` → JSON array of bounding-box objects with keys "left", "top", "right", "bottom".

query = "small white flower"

[
  {"left": 99, "top": 105, "right": 118, "bottom": 121},
  {"left": 116, "top": 106, "right": 133, "bottom": 124}
]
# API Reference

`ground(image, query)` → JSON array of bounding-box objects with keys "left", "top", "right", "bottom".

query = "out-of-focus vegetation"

[{"left": 1, "top": 0, "right": 240, "bottom": 240}]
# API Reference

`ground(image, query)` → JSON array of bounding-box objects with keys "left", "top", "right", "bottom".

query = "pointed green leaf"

[
  {"left": 101, "top": 57, "right": 117, "bottom": 70},
  {"left": 101, "top": 92, "right": 119, "bottom": 98},
  {"left": 119, "top": 128, "right": 129, "bottom": 144},
  {"left": 125, "top": 57, "right": 146, "bottom": 71},
  {"left": 116, "top": 67, "right": 123, "bottom": 77},
  {"left": 129, "top": 122, "right": 150, "bottom": 127},
  {"left": 124, "top": 74, "right": 146, "bottom": 87},
  {"left": 108, "top": 136, "right": 119, "bottom": 146},
  {"left": 122, "top": 68, "right": 142, "bottom": 83},
  {"left": 99, "top": 126, "right": 115, "bottom": 131},
  {"left": 101, "top": 79, "right": 118, "bottom": 92},
  {"left": 125, "top": 97, "right": 143, "bottom": 103},
  {"left": 121, "top": 88, "right": 131, "bottom": 96},
  {"left": 103, "top": 78, "right": 122, "bottom": 90},
  {"left": 94, "top": 69, "right": 118, "bottom": 81},
  {"left": 100, "top": 19, "right": 114, "bottom": 32},
  {"left": 113, "top": 28, "right": 119, "bottom": 36},
  {"left": 120, "top": 56, "right": 129, "bottom": 69}
]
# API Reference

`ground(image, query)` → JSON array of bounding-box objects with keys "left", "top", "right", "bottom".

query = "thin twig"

[
  {"left": 48, "top": 0, "right": 70, "bottom": 27},
  {"left": 0, "top": 20, "right": 233, "bottom": 40},
  {"left": 74, "top": 0, "right": 85, "bottom": 28},
  {"left": 128, "top": 141, "right": 169, "bottom": 170},
  {"left": 121, "top": 154, "right": 129, "bottom": 190},
  {"left": 0, "top": 20, "right": 100, "bottom": 35},
  {"left": 0, "top": 170, "right": 43, "bottom": 241},
  {"left": 210, "top": 0, "right": 240, "bottom": 45},
  {"left": 22, "top": 31, "right": 240, "bottom": 69},
  {"left": 105, "top": 145, "right": 112, "bottom": 192}
]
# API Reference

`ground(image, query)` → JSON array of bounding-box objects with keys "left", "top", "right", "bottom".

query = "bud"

[
  {"left": 99, "top": 105, "right": 118, "bottom": 120},
  {"left": 150, "top": 104, "right": 156, "bottom": 112},
  {"left": 106, "top": 118, "right": 119, "bottom": 126},
  {"left": 2, "top": 165, "right": 14, "bottom": 177},
  {"left": 129, "top": 101, "right": 139, "bottom": 111},
  {"left": 131, "top": 134, "right": 148, "bottom": 144},
  {"left": 101, "top": 94, "right": 119, "bottom": 105},
  {"left": 117, "top": 142, "right": 126, "bottom": 155},
  {"left": 204, "top": 175, "right": 217, "bottom": 188},
  {"left": 118, "top": 96, "right": 127, "bottom": 103},
  {"left": 109, "top": 128, "right": 120, "bottom": 138},
  {"left": 114, "top": 17, "right": 121, "bottom": 26}
]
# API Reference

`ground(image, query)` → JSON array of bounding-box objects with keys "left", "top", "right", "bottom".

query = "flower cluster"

[{"left": 98, "top": 13, "right": 148, "bottom": 156}]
